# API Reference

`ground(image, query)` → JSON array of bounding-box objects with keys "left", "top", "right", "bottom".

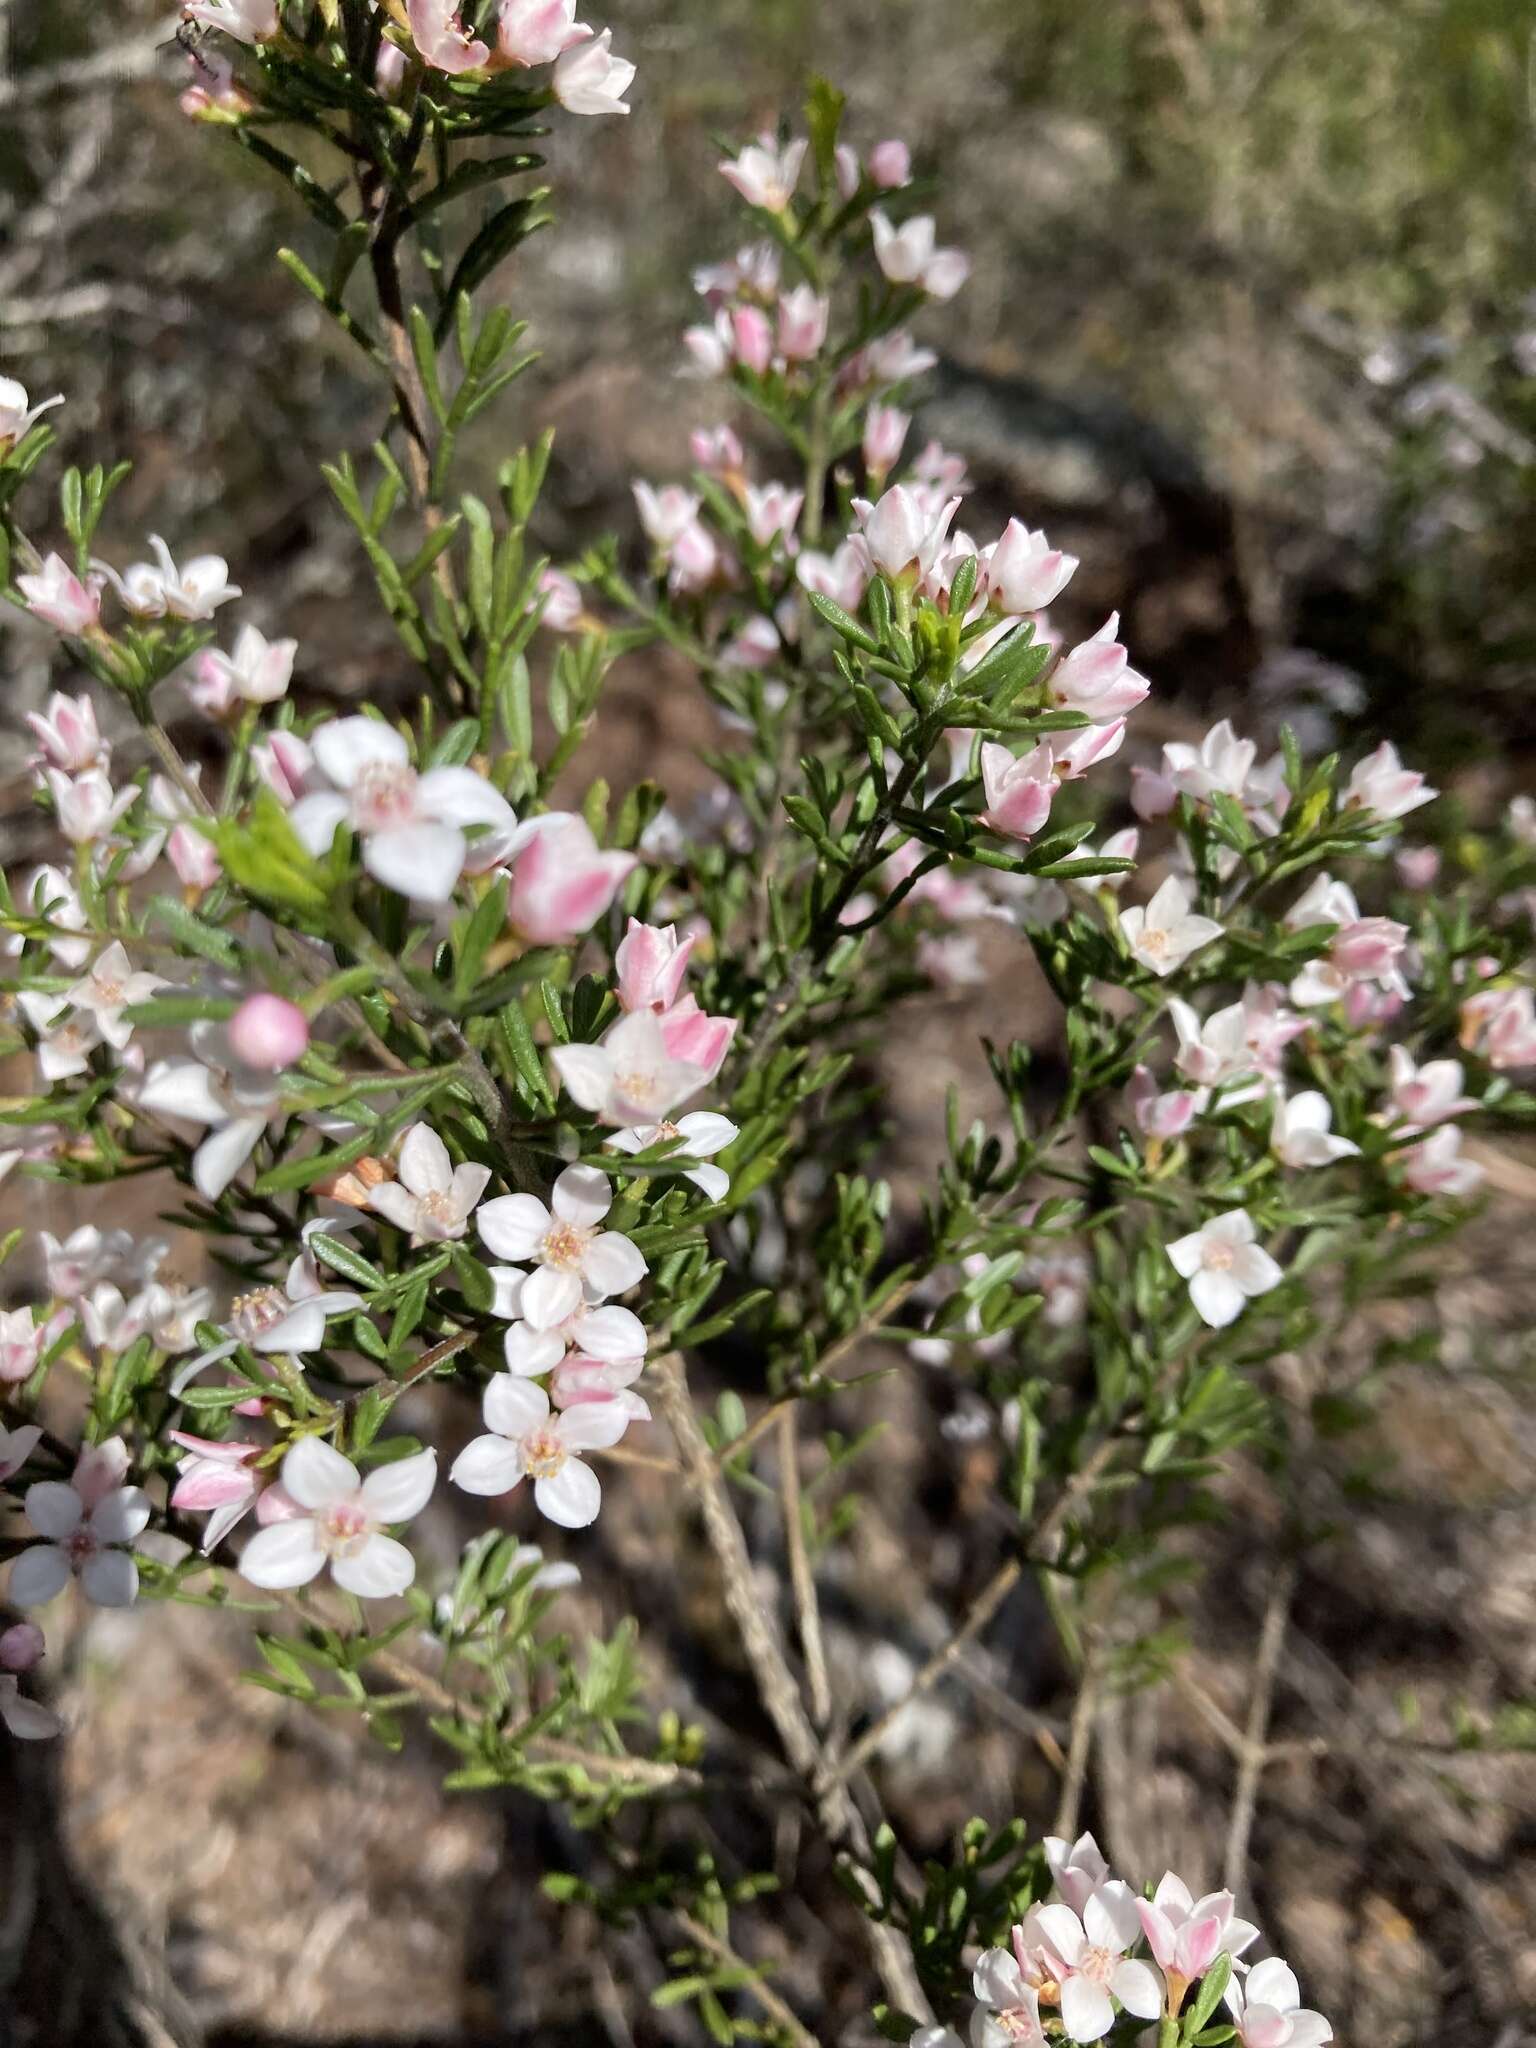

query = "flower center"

[
  {"left": 520, "top": 1428, "right": 568, "bottom": 1479},
  {"left": 317, "top": 1500, "right": 372, "bottom": 1557},
  {"left": 1140, "top": 928, "right": 1170, "bottom": 957},
  {"left": 231, "top": 1286, "right": 288, "bottom": 1338},
  {"left": 1203, "top": 1241, "right": 1235, "bottom": 1272},
  {"left": 351, "top": 761, "right": 420, "bottom": 833},
  {"left": 64, "top": 1524, "right": 100, "bottom": 1569},
  {"left": 94, "top": 974, "right": 125, "bottom": 1005},
  {"left": 417, "top": 1188, "right": 460, "bottom": 1225},
  {"left": 1078, "top": 1946, "right": 1118, "bottom": 1987},
  {"left": 613, "top": 1068, "right": 666, "bottom": 1111},
  {"left": 539, "top": 1221, "right": 593, "bottom": 1271},
  {"left": 997, "top": 2010, "right": 1041, "bottom": 2042}
]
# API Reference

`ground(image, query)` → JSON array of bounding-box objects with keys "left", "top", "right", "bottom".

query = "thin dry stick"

[
  {"left": 1053, "top": 1639, "right": 1103, "bottom": 1841},
  {"left": 778, "top": 1407, "right": 832, "bottom": 1729},
  {"left": 651, "top": 1352, "right": 933, "bottom": 2024},
  {"left": 1223, "top": 1558, "right": 1296, "bottom": 1893}
]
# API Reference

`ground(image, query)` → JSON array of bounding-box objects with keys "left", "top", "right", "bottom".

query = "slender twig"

[
  {"left": 1223, "top": 1558, "right": 1296, "bottom": 1893},
  {"left": 778, "top": 1407, "right": 832, "bottom": 1729},
  {"left": 673, "top": 1911, "right": 822, "bottom": 2048},
  {"left": 651, "top": 1352, "right": 933, "bottom": 2022},
  {"left": 1053, "top": 1639, "right": 1103, "bottom": 1840}
]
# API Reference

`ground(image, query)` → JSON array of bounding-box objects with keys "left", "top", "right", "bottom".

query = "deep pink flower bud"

[
  {"left": 508, "top": 816, "right": 638, "bottom": 944},
  {"left": 659, "top": 995, "right": 736, "bottom": 1080},
  {"left": 252, "top": 729, "right": 314, "bottom": 806},
  {"left": 869, "top": 139, "right": 912, "bottom": 188},
  {"left": 616, "top": 919, "right": 697, "bottom": 1012},
  {"left": 1128, "top": 1066, "right": 1198, "bottom": 1141},
  {"left": 168, "top": 823, "right": 221, "bottom": 892},
  {"left": 731, "top": 305, "right": 773, "bottom": 376},
  {"left": 228, "top": 993, "right": 310, "bottom": 1072},
  {"left": 776, "top": 285, "right": 829, "bottom": 362}
]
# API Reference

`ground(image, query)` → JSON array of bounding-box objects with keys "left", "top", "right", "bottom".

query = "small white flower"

[
  {"left": 366, "top": 1123, "right": 491, "bottom": 1244},
  {"left": 552, "top": 27, "right": 635, "bottom": 115},
  {"left": 11, "top": 1450, "right": 150, "bottom": 1609},
  {"left": 1025, "top": 1885, "right": 1163, "bottom": 2042},
  {"left": 171, "top": 1219, "right": 366, "bottom": 1392},
  {"left": 1271, "top": 1092, "right": 1359, "bottom": 1169},
  {"left": 96, "top": 535, "right": 241, "bottom": 620},
  {"left": 138, "top": 1022, "right": 287, "bottom": 1201},
  {"left": 1167, "top": 1209, "right": 1283, "bottom": 1328},
  {"left": 189, "top": 623, "right": 297, "bottom": 712},
  {"left": 969, "top": 1948, "right": 1048, "bottom": 2048},
  {"left": 18, "top": 987, "right": 102, "bottom": 1082},
  {"left": 499, "top": 1295, "right": 648, "bottom": 1376},
  {"left": 64, "top": 942, "right": 165, "bottom": 1051},
  {"left": 550, "top": 1009, "right": 711, "bottom": 1127},
  {"left": 37, "top": 1225, "right": 132, "bottom": 1300},
  {"left": 1119, "top": 876, "right": 1223, "bottom": 977},
  {"left": 10, "top": 864, "right": 92, "bottom": 968},
  {"left": 79, "top": 1281, "right": 157, "bottom": 1353},
  {"left": 0, "top": 376, "right": 64, "bottom": 445},
  {"left": 237, "top": 1438, "right": 437, "bottom": 1596},
  {"left": 606, "top": 1111, "right": 738, "bottom": 1201},
  {"left": 477, "top": 1164, "right": 647, "bottom": 1326},
  {"left": 288, "top": 716, "right": 518, "bottom": 903},
  {"left": 450, "top": 1374, "right": 628, "bottom": 1528},
  {"left": 1226, "top": 1956, "right": 1333, "bottom": 2048},
  {"left": 1163, "top": 718, "right": 1257, "bottom": 804}
]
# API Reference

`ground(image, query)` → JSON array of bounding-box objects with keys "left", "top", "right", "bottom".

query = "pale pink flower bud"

[
  {"left": 16, "top": 552, "right": 101, "bottom": 634},
  {"left": 979, "top": 740, "right": 1056, "bottom": 842},
  {"left": 862, "top": 403, "right": 910, "bottom": 481},
  {"left": 1386, "top": 1046, "right": 1476, "bottom": 1131},
  {"left": 1401, "top": 1125, "right": 1483, "bottom": 1198},
  {"left": 683, "top": 315, "right": 733, "bottom": 378},
  {"left": 1331, "top": 916, "right": 1409, "bottom": 982},
  {"left": 0, "top": 1622, "right": 45, "bottom": 1674},
  {"left": 1394, "top": 845, "right": 1440, "bottom": 890},
  {"left": 25, "top": 691, "right": 105, "bottom": 772},
  {"left": 252, "top": 729, "right": 314, "bottom": 806},
  {"left": 1053, "top": 719, "right": 1127, "bottom": 781},
  {"left": 1128, "top": 1066, "right": 1198, "bottom": 1141},
  {"left": 833, "top": 143, "right": 861, "bottom": 200},
  {"left": 719, "top": 136, "right": 806, "bottom": 212},
  {"left": 689, "top": 425, "right": 745, "bottom": 474},
  {"left": 869, "top": 139, "right": 912, "bottom": 188},
  {"left": 537, "top": 567, "right": 582, "bottom": 631},
  {"left": 633, "top": 481, "right": 702, "bottom": 549},
  {"left": 658, "top": 995, "right": 736, "bottom": 1080},
  {"left": 797, "top": 540, "right": 869, "bottom": 612},
  {"left": 407, "top": 0, "right": 489, "bottom": 70},
  {"left": 552, "top": 27, "right": 634, "bottom": 115},
  {"left": 374, "top": 39, "right": 408, "bottom": 95},
  {"left": 1467, "top": 984, "right": 1536, "bottom": 1069},
  {"left": 861, "top": 330, "right": 938, "bottom": 382},
  {"left": 742, "top": 482, "right": 803, "bottom": 549},
  {"left": 507, "top": 816, "right": 637, "bottom": 944},
  {"left": 616, "top": 919, "right": 697, "bottom": 1013},
  {"left": 45, "top": 767, "right": 137, "bottom": 844},
  {"left": 1050, "top": 614, "right": 1151, "bottom": 723},
  {"left": 189, "top": 624, "right": 296, "bottom": 714},
  {"left": 228, "top": 993, "right": 310, "bottom": 1072},
  {"left": 667, "top": 519, "right": 725, "bottom": 596},
  {"left": 986, "top": 519, "right": 1079, "bottom": 614},
  {"left": 494, "top": 0, "right": 588, "bottom": 66},
  {"left": 731, "top": 304, "right": 773, "bottom": 375},
  {"left": 853, "top": 484, "right": 961, "bottom": 583},
  {"left": 776, "top": 285, "right": 830, "bottom": 362},
  {"left": 1345, "top": 740, "right": 1436, "bottom": 822},
  {"left": 1130, "top": 760, "right": 1178, "bottom": 820},
  {"left": 168, "top": 822, "right": 221, "bottom": 891}
]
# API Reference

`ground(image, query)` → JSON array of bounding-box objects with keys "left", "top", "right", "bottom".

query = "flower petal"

[
  {"left": 1189, "top": 1267, "right": 1246, "bottom": 1328},
  {"left": 281, "top": 1436, "right": 361, "bottom": 1509},
  {"left": 194, "top": 1115, "right": 266, "bottom": 1201},
  {"left": 25, "top": 1481, "right": 84, "bottom": 1541},
  {"left": 520, "top": 1264, "right": 584, "bottom": 1327},
  {"left": 504, "top": 1323, "right": 565, "bottom": 1376},
  {"left": 1058, "top": 1975, "right": 1114, "bottom": 2044},
  {"left": 556, "top": 1399, "right": 631, "bottom": 1451},
  {"left": 89, "top": 1485, "right": 151, "bottom": 1545},
  {"left": 573, "top": 1305, "right": 647, "bottom": 1362},
  {"left": 449, "top": 1433, "right": 525, "bottom": 1496},
  {"left": 580, "top": 1231, "right": 647, "bottom": 1298},
  {"left": 358, "top": 1447, "right": 437, "bottom": 1524},
  {"left": 551, "top": 1163, "right": 613, "bottom": 1229},
  {"left": 477, "top": 1193, "right": 551, "bottom": 1262},
  {"left": 1111, "top": 1957, "right": 1164, "bottom": 2020},
  {"left": 8, "top": 1544, "right": 72, "bottom": 1607},
  {"left": 483, "top": 1373, "right": 550, "bottom": 1436},
  {"left": 238, "top": 1519, "right": 327, "bottom": 1589},
  {"left": 398, "top": 1121, "right": 452, "bottom": 1195},
  {"left": 332, "top": 1532, "right": 416, "bottom": 1599},
  {"left": 312, "top": 714, "right": 408, "bottom": 788},
  {"left": 80, "top": 1549, "right": 139, "bottom": 1607},
  {"left": 364, "top": 822, "right": 466, "bottom": 903},
  {"left": 533, "top": 1457, "right": 601, "bottom": 1528}
]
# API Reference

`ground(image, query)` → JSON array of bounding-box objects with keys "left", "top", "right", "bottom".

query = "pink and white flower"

[
  {"left": 187, "top": 623, "right": 297, "bottom": 715},
  {"left": 863, "top": 403, "right": 910, "bottom": 480},
  {"left": 44, "top": 767, "right": 138, "bottom": 845},
  {"left": 407, "top": 0, "right": 489, "bottom": 70},
  {"left": 870, "top": 139, "right": 912, "bottom": 188},
  {"left": 11, "top": 1442, "right": 149, "bottom": 1609},
  {"left": 25, "top": 692, "right": 106, "bottom": 773},
  {"left": 606, "top": 1110, "right": 738, "bottom": 1201},
  {"left": 634, "top": 482, "right": 703, "bottom": 549},
  {"left": 1120, "top": 876, "right": 1223, "bottom": 977},
  {"left": 1021, "top": 1885, "right": 1164, "bottom": 2042},
  {"left": 289, "top": 716, "right": 517, "bottom": 902},
  {"left": 776, "top": 287, "right": 829, "bottom": 363},
  {"left": 0, "top": 377, "right": 63, "bottom": 447},
  {"left": 978, "top": 740, "right": 1056, "bottom": 842},
  {"left": 1225, "top": 1956, "right": 1332, "bottom": 2048},
  {"left": 1345, "top": 741, "right": 1435, "bottom": 822},
  {"left": 227, "top": 992, "right": 310, "bottom": 1072},
  {"left": 1050, "top": 614, "right": 1150, "bottom": 723},
  {"left": 64, "top": 943, "right": 164, "bottom": 1052},
  {"left": 552, "top": 27, "right": 633, "bottom": 115},
  {"left": 252, "top": 729, "right": 316, "bottom": 806},
  {"left": 477, "top": 1163, "right": 646, "bottom": 1326},
  {"left": 1128, "top": 1065, "right": 1199, "bottom": 1141},
  {"left": 797, "top": 540, "right": 869, "bottom": 612},
  {"left": 506, "top": 813, "right": 637, "bottom": 943},
  {"left": 1167, "top": 1209, "right": 1283, "bottom": 1328},
  {"left": 1385, "top": 1046, "right": 1477, "bottom": 1131},
  {"left": 450, "top": 1373, "right": 628, "bottom": 1527},
  {"left": 1401, "top": 1124, "right": 1483, "bottom": 1198},
  {"left": 742, "top": 481, "right": 805, "bottom": 548},
  {"left": 869, "top": 212, "right": 969, "bottom": 300},
  {"left": 550, "top": 1008, "right": 712, "bottom": 1125},
  {"left": 38, "top": 1226, "right": 132, "bottom": 1300},
  {"left": 1044, "top": 1831, "right": 1111, "bottom": 1914},
  {"left": 16, "top": 553, "right": 102, "bottom": 634},
  {"left": 720, "top": 136, "right": 806, "bottom": 212},
  {"left": 95, "top": 534, "right": 240, "bottom": 620},
  {"left": 1271, "top": 1092, "right": 1359, "bottom": 1169},
  {"left": 238, "top": 1438, "right": 436, "bottom": 1596},
  {"left": 616, "top": 919, "right": 697, "bottom": 1014},
  {"left": 138, "top": 1023, "right": 289, "bottom": 1201},
  {"left": 180, "top": 0, "right": 279, "bottom": 43},
  {"left": 366, "top": 1123, "right": 491, "bottom": 1245},
  {"left": 168, "top": 1432, "right": 292, "bottom": 1552},
  {"left": 1137, "top": 1875, "right": 1258, "bottom": 2015},
  {"left": 968, "top": 1948, "right": 1047, "bottom": 2048},
  {"left": 499, "top": 1295, "right": 647, "bottom": 1377},
  {"left": 852, "top": 484, "right": 961, "bottom": 584},
  {"left": 984, "top": 521, "right": 1078, "bottom": 615},
  {"left": 494, "top": 0, "right": 589, "bottom": 66}
]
